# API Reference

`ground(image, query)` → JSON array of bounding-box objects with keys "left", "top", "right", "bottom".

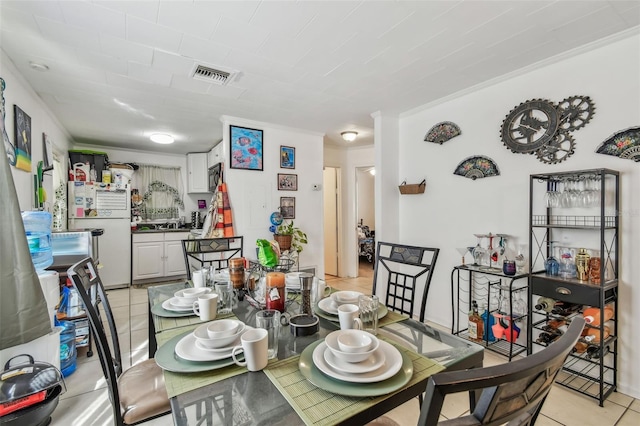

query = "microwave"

[{"left": 208, "top": 162, "right": 222, "bottom": 193}]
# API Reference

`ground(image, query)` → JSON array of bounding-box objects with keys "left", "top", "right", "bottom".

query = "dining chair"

[
  {"left": 182, "top": 236, "right": 244, "bottom": 279},
  {"left": 67, "top": 257, "right": 171, "bottom": 425},
  {"left": 372, "top": 241, "right": 440, "bottom": 323},
  {"left": 418, "top": 317, "right": 585, "bottom": 425}
]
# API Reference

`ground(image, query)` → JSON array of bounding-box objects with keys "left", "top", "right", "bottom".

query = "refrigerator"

[{"left": 68, "top": 182, "right": 131, "bottom": 289}]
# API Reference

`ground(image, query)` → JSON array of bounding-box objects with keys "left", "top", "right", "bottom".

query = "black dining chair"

[
  {"left": 67, "top": 257, "right": 171, "bottom": 425},
  {"left": 418, "top": 317, "right": 585, "bottom": 425},
  {"left": 372, "top": 241, "right": 440, "bottom": 323},
  {"left": 182, "top": 236, "right": 244, "bottom": 279}
]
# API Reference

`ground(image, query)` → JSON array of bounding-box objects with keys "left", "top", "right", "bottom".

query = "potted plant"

[{"left": 273, "top": 220, "right": 308, "bottom": 253}]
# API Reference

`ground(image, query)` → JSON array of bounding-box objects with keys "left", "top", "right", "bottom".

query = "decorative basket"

[
  {"left": 398, "top": 179, "right": 426, "bottom": 194},
  {"left": 273, "top": 234, "right": 292, "bottom": 251}
]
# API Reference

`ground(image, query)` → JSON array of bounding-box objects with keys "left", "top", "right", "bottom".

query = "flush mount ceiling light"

[
  {"left": 341, "top": 131, "right": 358, "bottom": 142},
  {"left": 29, "top": 61, "right": 49, "bottom": 72},
  {"left": 150, "top": 133, "right": 174, "bottom": 144}
]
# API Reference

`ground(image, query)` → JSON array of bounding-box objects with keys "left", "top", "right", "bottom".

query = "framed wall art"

[
  {"left": 230, "top": 125, "right": 263, "bottom": 170},
  {"left": 280, "top": 145, "right": 295, "bottom": 169},
  {"left": 280, "top": 197, "right": 295, "bottom": 219},
  {"left": 277, "top": 173, "right": 297, "bottom": 191},
  {"left": 42, "top": 133, "right": 53, "bottom": 171},
  {"left": 14, "top": 105, "right": 32, "bottom": 172}
]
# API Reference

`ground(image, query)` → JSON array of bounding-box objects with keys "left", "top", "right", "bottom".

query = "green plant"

[{"left": 275, "top": 220, "right": 308, "bottom": 253}]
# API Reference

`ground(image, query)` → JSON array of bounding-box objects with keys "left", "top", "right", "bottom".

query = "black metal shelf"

[
  {"left": 528, "top": 168, "right": 619, "bottom": 407},
  {"left": 456, "top": 330, "right": 527, "bottom": 358}
]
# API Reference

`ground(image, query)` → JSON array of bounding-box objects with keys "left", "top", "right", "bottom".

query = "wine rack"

[
  {"left": 451, "top": 265, "right": 528, "bottom": 361},
  {"left": 527, "top": 168, "right": 619, "bottom": 406}
]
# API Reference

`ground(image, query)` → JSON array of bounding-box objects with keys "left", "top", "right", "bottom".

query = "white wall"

[
  {"left": 221, "top": 116, "right": 325, "bottom": 275},
  {"left": 396, "top": 32, "right": 640, "bottom": 398},
  {"left": 2, "top": 51, "right": 72, "bottom": 211}
]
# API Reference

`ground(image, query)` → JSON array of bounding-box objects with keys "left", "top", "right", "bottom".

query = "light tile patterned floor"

[{"left": 49, "top": 265, "right": 638, "bottom": 425}]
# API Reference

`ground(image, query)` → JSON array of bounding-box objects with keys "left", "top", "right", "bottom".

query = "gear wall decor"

[{"left": 500, "top": 95, "right": 595, "bottom": 164}]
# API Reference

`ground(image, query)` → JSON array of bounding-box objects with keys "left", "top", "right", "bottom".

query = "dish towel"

[{"left": 205, "top": 181, "right": 235, "bottom": 238}]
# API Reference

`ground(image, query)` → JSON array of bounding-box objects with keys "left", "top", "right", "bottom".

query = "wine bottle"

[
  {"left": 586, "top": 345, "right": 610, "bottom": 359},
  {"left": 582, "top": 304, "right": 614, "bottom": 326},
  {"left": 468, "top": 301, "right": 483, "bottom": 342},
  {"left": 535, "top": 297, "right": 556, "bottom": 313},
  {"left": 536, "top": 330, "right": 563, "bottom": 344},
  {"left": 550, "top": 302, "right": 582, "bottom": 317},
  {"left": 582, "top": 326, "right": 611, "bottom": 344},
  {"left": 480, "top": 304, "right": 495, "bottom": 342},
  {"left": 572, "top": 341, "right": 589, "bottom": 354}
]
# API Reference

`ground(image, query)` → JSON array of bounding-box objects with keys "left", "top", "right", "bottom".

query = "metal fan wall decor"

[
  {"left": 500, "top": 96, "right": 595, "bottom": 164},
  {"left": 595, "top": 126, "right": 640, "bottom": 162},
  {"left": 453, "top": 155, "right": 500, "bottom": 180},
  {"left": 424, "top": 121, "right": 461, "bottom": 144}
]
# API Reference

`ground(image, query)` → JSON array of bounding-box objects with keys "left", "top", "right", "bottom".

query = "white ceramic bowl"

[
  {"left": 206, "top": 319, "right": 240, "bottom": 338},
  {"left": 325, "top": 330, "right": 379, "bottom": 363},
  {"left": 193, "top": 321, "right": 245, "bottom": 349},
  {"left": 174, "top": 287, "right": 211, "bottom": 305},
  {"left": 330, "top": 291, "right": 363, "bottom": 306},
  {"left": 337, "top": 331, "right": 373, "bottom": 353}
]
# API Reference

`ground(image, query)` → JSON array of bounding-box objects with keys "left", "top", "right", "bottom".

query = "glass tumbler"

[
  {"left": 215, "top": 282, "right": 234, "bottom": 315},
  {"left": 255, "top": 309, "right": 281, "bottom": 359},
  {"left": 358, "top": 294, "right": 379, "bottom": 335}
]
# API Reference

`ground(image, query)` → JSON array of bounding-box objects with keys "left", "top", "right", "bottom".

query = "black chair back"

[
  {"left": 373, "top": 242, "right": 439, "bottom": 322},
  {"left": 418, "top": 317, "right": 585, "bottom": 426},
  {"left": 67, "top": 257, "right": 124, "bottom": 425},
  {"left": 182, "top": 236, "right": 244, "bottom": 279}
]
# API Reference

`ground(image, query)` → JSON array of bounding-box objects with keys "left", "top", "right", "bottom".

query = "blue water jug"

[
  {"left": 21, "top": 210, "right": 53, "bottom": 271},
  {"left": 57, "top": 319, "right": 77, "bottom": 377}
]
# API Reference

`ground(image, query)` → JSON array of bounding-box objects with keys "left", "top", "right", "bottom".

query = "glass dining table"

[{"left": 148, "top": 281, "right": 484, "bottom": 425}]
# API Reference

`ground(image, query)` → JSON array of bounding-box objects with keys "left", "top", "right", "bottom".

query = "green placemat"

[
  {"left": 156, "top": 318, "right": 248, "bottom": 398},
  {"left": 263, "top": 338, "right": 444, "bottom": 426}
]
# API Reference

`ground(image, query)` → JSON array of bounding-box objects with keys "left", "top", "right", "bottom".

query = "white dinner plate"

[
  {"left": 323, "top": 346, "right": 385, "bottom": 374},
  {"left": 175, "top": 332, "right": 242, "bottom": 362},
  {"left": 162, "top": 298, "right": 193, "bottom": 312},
  {"left": 312, "top": 340, "right": 402, "bottom": 383},
  {"left": 318, "top": 297, "right": 339, "bottom": 314},
  {"left": 330, "top": 291, "right": 364, "bottom": 306}
]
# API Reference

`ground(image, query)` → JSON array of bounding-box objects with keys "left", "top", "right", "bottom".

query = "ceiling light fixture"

[
  {"left": 150, "top": 133, "right": 174, "bottom": 144},
  {"left": 341, "top": 131, "right": 358, "bottom": 142},
  {"left": 29, "top": 61, "right": 49, "bottom": 72}
]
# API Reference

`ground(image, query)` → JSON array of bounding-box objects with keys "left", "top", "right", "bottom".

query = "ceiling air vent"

[{"left": 191, "top": 64, "right": 238, "bottom": 85}]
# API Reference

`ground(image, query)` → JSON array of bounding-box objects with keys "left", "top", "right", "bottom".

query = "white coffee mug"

[
  {"left": 193, "top": 293, "right": 218, "bottom": 321},
  {"left": 338, "top": 304, "right": 363, "bottom": 330},
  {"left": 312, "top": 277, "right": 331, "bottom": 307},
  {"left": 192, "top": 270, "right": 205, "bottom": 288},
  {"left": 231, "top": 329, "right": 269, "bottom": 372}
]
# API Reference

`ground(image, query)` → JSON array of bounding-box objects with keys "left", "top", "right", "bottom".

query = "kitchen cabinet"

[
  {"left": 132, "top": 232, "right": 190, "bottom": 282},
  {"left": 208, "top": 142, "right": 224, "bottom": 166},
  {"left": 527, "top": 168, "right": 619, "bottom": 406},
  {"left": 187, "top": 152, "right": 209, "bottom": 193}
]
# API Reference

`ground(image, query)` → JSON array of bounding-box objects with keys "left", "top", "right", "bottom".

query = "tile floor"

[{"left": 49, "top": 266, "right": 639, "bottom": 425}]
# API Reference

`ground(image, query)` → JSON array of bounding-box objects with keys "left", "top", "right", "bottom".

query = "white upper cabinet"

[
  {"left": 187, "top": 152, "right": 209, "bottom": 193},
  {"left": 208, "top": 142, "right": 224, "bottom": 166}
]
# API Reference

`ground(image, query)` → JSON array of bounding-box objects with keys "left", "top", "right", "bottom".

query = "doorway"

[{"left": 356, "top": 166, "right": 375, "bottom": 279}]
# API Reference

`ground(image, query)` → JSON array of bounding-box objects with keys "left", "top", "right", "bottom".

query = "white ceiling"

[{"left": 1, "top": 1, "right": 638, "bottom": 154}]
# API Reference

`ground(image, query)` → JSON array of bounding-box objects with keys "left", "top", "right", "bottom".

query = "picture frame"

[
  {"left": 230, "top": 125, "right": 263, "bottom": 170},
  {"left": 280, "top": 197, "right": 295, "bottom": 219},
  {"left": 277, "top": 173, "right": 297, "bottom": 191},
  {"left": 280, "top": 145, "right": 295, "bottom": 169},
  {"left": 14, "top": 105, "right": 32, "bottom": 172}
]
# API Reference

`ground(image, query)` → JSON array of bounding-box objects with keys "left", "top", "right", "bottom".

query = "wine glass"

[
  {"left": 472, "top": 234, "right": 487, "bottom": 266},
  {"left": 515, "top": 244, "right": 527, "bottom": 273},
  {"left": 456, "top": 247, "right": 471, "bottom": 265},
  {"left": 545, "top": 241, "right": 560, "bottom": 276}
]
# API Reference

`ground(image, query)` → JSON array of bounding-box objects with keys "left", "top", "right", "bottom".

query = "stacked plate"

[
  {"left": 155, "top": 319, "right": 248, "bottom": 373},
  {"left": 312, "top": 330, "right": 403, "bottom": 383},
  {"left": 161, "top": 287, "right": 213, "bottom": 312},
  {"left": 315, "top": 293, "right": 389, "bottom": 322}
]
